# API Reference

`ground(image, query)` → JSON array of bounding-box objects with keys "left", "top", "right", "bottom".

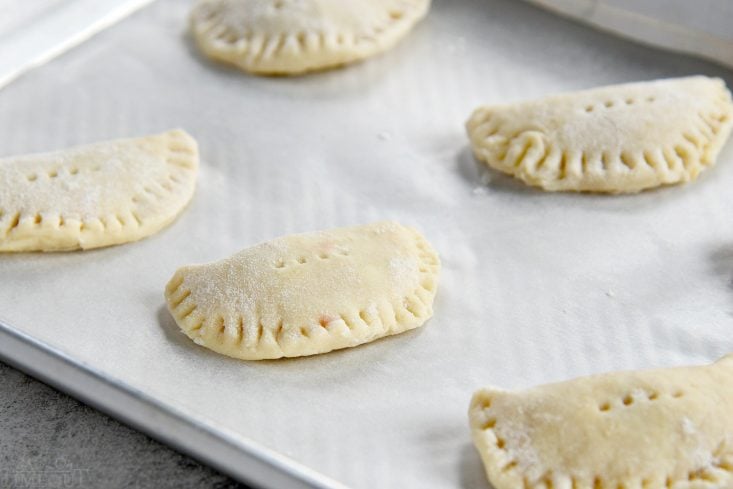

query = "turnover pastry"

[
  {"left": 165, "top": 221, "right": 440, "bottom": 360},
  {"left": 189, "top": 0, "right": 430, "bottom": 75},
  {"left": 469, "top": 354, "right": 733, "bottom": 489},
  {"left": 467, "top": 76, "right": 733, "bottom": 193},
  {"left": 0, "top": 130, "right": 198, "bottom": 252}
]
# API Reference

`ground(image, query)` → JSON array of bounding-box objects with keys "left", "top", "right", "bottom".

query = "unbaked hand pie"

[
  {"left": 189, "top": 0, "right": 430, "bottom": 75},
  {"left": 0, "top": 130, "right": 198, "bottom": 252},
  {"left": 469, "top": 354, "right": 733, "bottom": 489},
  {"left": 466, "top": 76, "right": 733, "bottom": 193},
  {"left": 165, "top": 221, "right": 440, "bottom": 360}
]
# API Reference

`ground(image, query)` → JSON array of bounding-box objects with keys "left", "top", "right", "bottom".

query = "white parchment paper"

[{"left": 1, "top": 1, "right": 732, "bottom": 488}]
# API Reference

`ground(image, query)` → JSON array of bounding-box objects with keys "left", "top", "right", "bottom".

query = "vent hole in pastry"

[
  {"left": 599, "top": 402, "right": 611, "bottom": 412},
  {"left": 336, "top": 249, "right": 350, "bottom": 256},
  {"left": 625, "top": 98, "right": 634, "bottom": 105},
  {"left": 319, "top": 317, "right": 330, "bottom": 329},
  {"left": 389, "top": 10, "right": 404, "bottom": 21},
  {"left": 585, "top": 105, "right": 594, "bottom": 113},
  {"left": 359, "top": 310, "right": 369, "bottom": 323},
  {"left": 217, "top": 317, "right": 225, "bottom": 333},
  {"left": 480, "top": 397, "right": 492, "bottom": 410},
  {"left": 69, "top": 166, "right": 79, "bottom": 175},
  {"left": 58, "top": 216, "right": 65, "bottom": 227},
  {"left": 274, "top": 259, "right": 286, "bottom": 269},
  {"left": 593, "top": 477, "right": 603, "bottom": 489},
  {"left": 502, "top": 460, "right": 517, "bottom": 472},
  {"left": 496, "top": 437, "right": 506, "bottom": 449},
  {"left": 8, "top": 213, "right": 21, "bottom": 232},
  {"left": 48, "top": 169, "right": 58, "bottom": 178},
  {"left": 648, "top": 391, "right": 659, "bottom": 400},
  {"left": 482, "top": 418, "right": 496, "bottom": 430},
  {"left": 318, "top": 253, "right": 329, "bottom": 259},
  {"left": 27, "top": 173, "right": 38, "bottom": 182},
  {"left": 604, "top": 101, "right": 614, "bottom": 108},
  {"left": 672, "top": 390, "right": 684, "bottom": 398},
  {"left": 33, "top": 214, "right": 42, "bottom": 224},
  {"left": 297, "top": 256, "right": 307, "bottom": 264},
  {"left": 300, "top": 327, "right": 309, "bottom": 337},
  {"left": 647, "top": 96, "right": 656, "bottom": 103},
  {"left": 622, "top": 395, "right": 633, "bottom": 406},
  {"left": 665, "top": 477, "right": 673, "bottom": 488},
  {"left": 273, "top": 0, "right": 284, "bottom": 8}
]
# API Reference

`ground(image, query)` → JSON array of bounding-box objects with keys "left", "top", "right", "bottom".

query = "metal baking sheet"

[
  {"left": 0, "top": 0, "right": 156, "bottom": 90},
  {"left": 1, "top": 1, "right": 732, "bottom": 488}
]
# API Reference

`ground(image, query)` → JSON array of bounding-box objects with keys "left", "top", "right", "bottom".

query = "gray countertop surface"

[{"left": 0, "top": 361, "right": 248, "bottom": 489}]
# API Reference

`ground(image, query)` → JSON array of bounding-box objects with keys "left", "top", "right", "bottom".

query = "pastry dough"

[
  {"left": 466, "top": 76, "right": 733, "bottom": 193},
  {"left": 165, "top": 221, "right": 440, "bottom": 360},
  {"left": 189, "top": 0, "right": 430, "bottom": 75},
  {"left": 0, "top": 130, "right": 198, "bottom": 252},
  {"left": 469, "top": 354, "right": 733, "bottom": 489}
]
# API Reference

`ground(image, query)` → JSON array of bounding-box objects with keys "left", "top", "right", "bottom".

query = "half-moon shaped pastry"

[
  {"left": 469, "top": 354, "right": 733, "bottom": 489},
  {"left": 467, "top": 76, "right": 733, "bottom": 193},
  {"left": 0, "top": 130, "right": 198, "bottom": 251},
  {"left": 189, "top": 0, "right": 430, "bottom": 75},
  {"left": 165, "top": 221, "right": 440, "bottom": 359}
]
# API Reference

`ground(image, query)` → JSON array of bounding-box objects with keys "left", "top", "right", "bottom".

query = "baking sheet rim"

[{"left": 0, "top": 318, "right": 347, "bottom": 489}]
